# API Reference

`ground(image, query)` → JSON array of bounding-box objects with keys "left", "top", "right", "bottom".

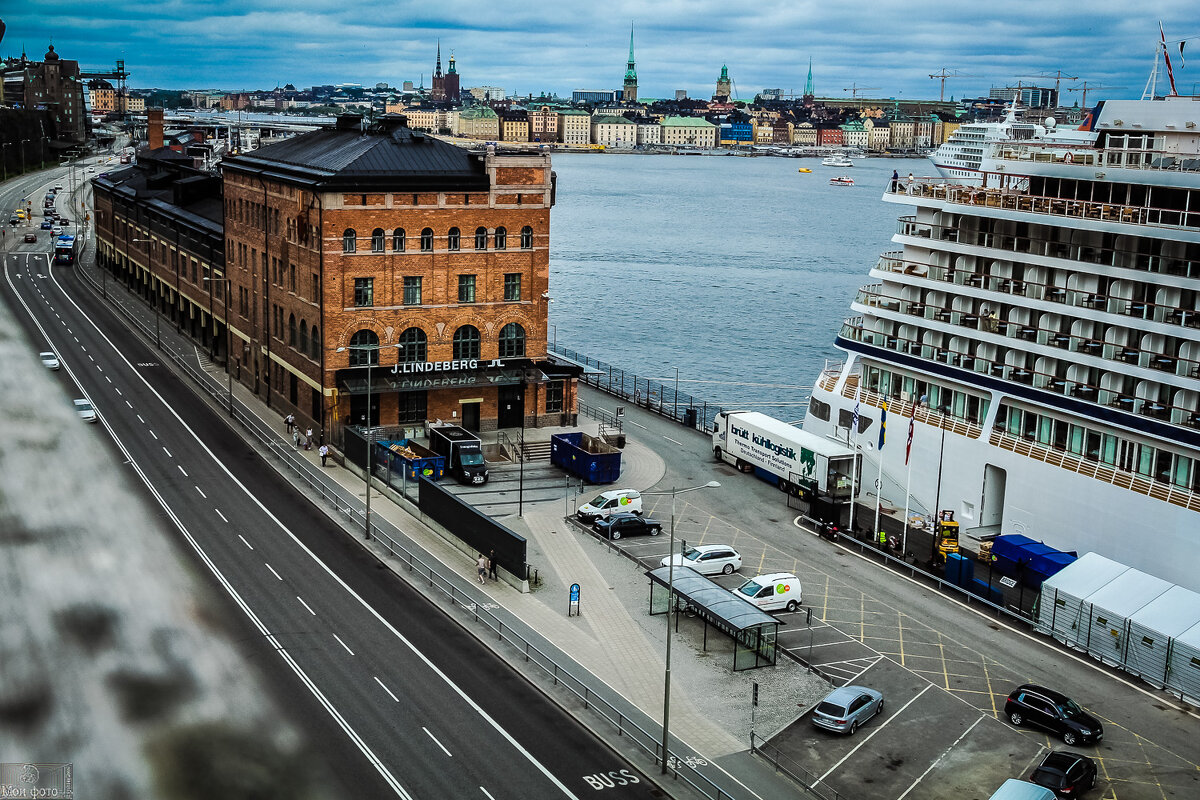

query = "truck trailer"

[
  {"left": 428, "top": 425, "right": 489, "bottom": 485},
  {"left": 712, "top": 410, "right": 859, "bottom": 501}
]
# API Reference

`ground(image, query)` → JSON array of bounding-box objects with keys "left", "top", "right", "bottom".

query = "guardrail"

[
  {"left": 750, "top": 731, "right": 845, "bottom": 800},
  {"left": 73, "top": 252, "right": 743, "bottom": 800}
]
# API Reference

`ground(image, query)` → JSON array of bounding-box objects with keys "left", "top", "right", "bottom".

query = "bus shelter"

[{"left": 646, "top": 566, "right": 779, "bottom": 671}]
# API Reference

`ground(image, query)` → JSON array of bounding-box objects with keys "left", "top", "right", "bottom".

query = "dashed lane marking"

[
  {"left": 297, "top": 596, "right": 316, "bottom": 616},
  {"left": 195, "top": 486, "right": 207, "bottom": 499},
  {"left": 238, "top": 534, "right": 253, "bottom": 550},
  {"left": 214, "top": 508, "right": 228, "bottom": 523},
  {"left": 423, "top": 727, "right": 452, "bottom": 757},
  {"left": 375, "top": 676, "right": 399, "bottom": 703},
  {"left": 265, "top": 563, "right": 282, "bottom": 581},
  {"left": 334, "top": 634, "right": 355, "bottom": 656},
  {"left": 178, "top": 465, "right": 188, "bottom": 477},
  {"left": 162, "top": 447, "right": 172, "bottom": 458}
]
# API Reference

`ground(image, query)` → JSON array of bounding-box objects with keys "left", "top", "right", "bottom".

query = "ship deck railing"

[
  {"left": 887, "top": 180, "right": 1200, "bottom": 232},
  {"left": 996, "top": 142, "right": 1200, "bottom": 174},
  {"left": 891, "top": 215, "right": 1200, "bottom": 280},
  {"left": 838, "top": 320, "right": 1200, "bottom": 429}
]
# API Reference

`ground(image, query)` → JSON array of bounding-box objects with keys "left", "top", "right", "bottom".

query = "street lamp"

[
  {"left": 203, "top": 271, "right": 234, "bottom": 417},
  {"left": 19, "top": 139, "right": 29, "bottom": 173},
  {"left": 644, "top": 480, "right": 721, "bottom": 774},
  {"left": 336, "top": 341, "right": 402, "bottom": 540},
  {"left": 1, "top": 142, "right": 10, "bottom": 181}
]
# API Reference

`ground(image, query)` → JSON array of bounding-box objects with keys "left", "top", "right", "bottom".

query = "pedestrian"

[
  {"left": 292, "top": 428, "right": 300, "bottom": 449},
  {"left": 476, "top": 554, "right": 488, "bottom": 584},
  {"left": 488, "top": 549, "right": 498, "bottom": 581},
  {"left": 906, "top": 172, "right": 915, "bottom": 194},
  {"left": 305, "top": 428, "right": 313, "bottom": 451},
  {"left": 285, "top": 413, "right": 294, "bottom": 434},
  {"left": 891, "top": 169, "right": 899, "bottom": 192},
  {"left": 319, "top": 444, "right": 329, "bottom": 466}
]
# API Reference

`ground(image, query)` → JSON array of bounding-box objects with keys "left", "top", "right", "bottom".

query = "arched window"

[
  {"left": 392, "top": 228, "right": 405, "bottom": 252},
  {"left": 398, "top": 327, "right": 427, "bottom": 363},
  {"left": 310, "top": 324, "right": 321, "bottom": 358},
  {"left": 494, "top": 226, "right": 507, "bottom": 250},
  {"left": 474, "top": 227, "right": 488, "bottom": 250},
  {"left": 371, "top": 228, "right": 385, "bottom": 253},
  {"left": 447, "top": 227, "right": 461, "bottom": 251},
  {"left": 453, "top": 325, "right": 481, "bottom": 360},
  {"left": 348, "top": 329, "right": 379, "bottom": 365},
  {"left": 342, "top": 228, "right": 356, "bottom": 253},
  {"left": 420, "top": 228, "right": 433, "bottom": 251},
  {"left": 498, "top": 323, "right": 525, "bottom": 358},
  {"left": 299, "top": 320, "right": 307, "bottom": 351},
  {"left": 288, "top": 314, "right": 297, "bottom": 346},
  {"left": 520, "top": 226, "right": 533, "bottom": 249}
]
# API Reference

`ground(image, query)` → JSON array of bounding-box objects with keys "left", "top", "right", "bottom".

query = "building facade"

[
  {"left": 529, "top": 106, "right": 559, "bottom": 142},
  {"left": 455, "top": 106, "right": 500, "bottom": 140},
  {"left": 500, "top": 111, "right": 529, "bottom": 142},
  {"left": 591, "top": 114, "right": 636, "bottom": 148},
  {"left": 219, "top": 114, "right": 576, "bottom": 440},
  {"left": 1, "top": 45, "right": 87, "bottom": 143},
  {"left": 559, "top": 109, "right": 591, "bottom": 144},
  {"left": 659, "top": 116, "right": 717, "bottom": 148}
]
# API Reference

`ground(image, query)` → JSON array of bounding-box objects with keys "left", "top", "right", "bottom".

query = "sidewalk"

[{"left": 71, "top": 250, "right": 813, "bottom": 799}]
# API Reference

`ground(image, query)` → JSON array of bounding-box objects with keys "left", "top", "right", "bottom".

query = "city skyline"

[{"left": 2, "top": 2, "right": 1198, "bottom": 101}]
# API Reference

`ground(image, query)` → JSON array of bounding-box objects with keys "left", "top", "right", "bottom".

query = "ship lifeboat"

[
  {"left": 798, "top": 167, "right": 813, "bottom": 173},
  {"left": 829, "top": 176, "right": 854, "bottom": 185}
]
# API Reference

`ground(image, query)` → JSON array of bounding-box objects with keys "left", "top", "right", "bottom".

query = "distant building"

[
  {"left": 989, "top": 85, "right": 1056, "bottom": 109},
  {"left": 622, "top": 24, "right": 638, "bottom": 103},
  {"left": 573, "top": 89, "right": 618, "bottom": 105},
  {"left": 675, "top": 90, "right": 688, "bottom": 101},
  {"left": 714, "top": 65, "right": 732, "bottom": 102},
  {"left": 839, "top": 118, "right": 867, "bottom": 149},
  {"left": 529, "top": 106, "right": 559, "bottom": 143},
  {"left": 444, "top": 54, "right": 461, "bottom": 103},
  {"left": 759, "top": 88, "right": 784, "bottom": 101},
  {"left": 558, "top": 109, "right": 591, "bottom": 145},
  {"left": 635, "top": 119, "right": 660, "bottom": 146},
  {"left": 0, "top": 44, "right": 87, "bottom": 143},
  {"left": 468, "top": 86, "right": 506, "bottom": 102},
  {"left": 455, "top": 105, "right": 499, "bottom": 139},
  {"left": 591, "top": 114, "right": 636, "bottom": 148},
  {"left": 659, "top": 116, "right": 717, "bottom": 148},
  {"left": 431, "top": 42, "right": 446, "bottom": 102},
  {"left": 500, "top": 110, "right": 529, "bottom": 142},
  {"left": 406, "top": 107, "right": 447, "bottom": 133}
]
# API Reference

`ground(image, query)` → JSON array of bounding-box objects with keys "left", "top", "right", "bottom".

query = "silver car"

[
  {"left": 39, "top": 351, "right": 60, "bottom": 370},
  {"left": 811, "top": 685, "right": 884, "bottom": 734},
  {"left": 661, "top": 545, "right": 742, "bottom": 576},
  {"left": 73, "top": 399, "right": 98, "bottom": 423}
]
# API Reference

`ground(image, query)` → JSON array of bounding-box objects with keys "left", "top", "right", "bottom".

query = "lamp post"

[
  {"left": 931, "top": 404, "right": 949, "bottom": 563},
  {"left": 1, "top": 142, "right": 10, "bottom": 181},
  {"left": 336, "top": 342, "right": 401, "bottom": 540},
  {"left": 130, "top": 238, "right": 160, "bottom": 349},
  {"left": 644, "top": 480, "right": 721, "bottom": 773},
  {"left": 204, "top": 270, "right": 234, "bottom": 417},
  {"left": 673, "top": 366, "right": 679, "bottom": 421},
  {"left": 19, "top": 139, "right": 29, "bottom": 173}
]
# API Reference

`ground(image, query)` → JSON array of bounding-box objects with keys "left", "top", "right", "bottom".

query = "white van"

[
  {"left": 577, "top": 489, "right": 642, "bottom": 523},
  {"left": 733, "top": 573, "right": 803, "bottom": 612}
]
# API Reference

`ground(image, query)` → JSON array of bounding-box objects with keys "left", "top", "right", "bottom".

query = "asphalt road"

[
  {"left": 2, "top": 165, "right": 662, "bottom": 800},
  {"left": 581, "top": 384, "right": 1200, "bottom": 799}
]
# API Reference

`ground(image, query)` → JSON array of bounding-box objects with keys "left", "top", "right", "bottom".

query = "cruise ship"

[
  {"left": 929, "top": 105, "right": 1096, "bottom": 186},
  {"left": 803, "top": 94, "right": 1200, "bottom": 592}
]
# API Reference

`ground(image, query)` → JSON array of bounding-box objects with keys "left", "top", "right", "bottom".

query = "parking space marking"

[
  {"left": 818, "top": 684, "right": 932, "bottom": 782},
  {"left": 895, "top": 714, "right": 986, "bottom": 800}
]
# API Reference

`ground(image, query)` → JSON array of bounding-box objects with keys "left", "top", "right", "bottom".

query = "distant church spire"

[
  {"left": 803, "top": 57, "right": 815, "bottom": 101},
  {"left": 435, "top": 40, "right": 443, "bottom": 78},
  {"left": 622, "top": 22, "right": 638, "bottom": 102}
]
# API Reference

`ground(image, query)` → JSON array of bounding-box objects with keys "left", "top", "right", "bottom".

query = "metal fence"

[
  {"left": 750, "top": 731, "right": 846, "bottom": 800},
  {"left": 551, "top": 344, "right": 731, "bottom": 433}
]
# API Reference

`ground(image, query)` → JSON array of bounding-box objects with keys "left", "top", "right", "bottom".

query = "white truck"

[{"left": 712, "top": 410, "right": 859, "bottom": 501}]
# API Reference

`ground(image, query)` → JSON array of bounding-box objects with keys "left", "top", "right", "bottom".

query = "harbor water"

[{"left": 549, "top": 153, "right": 928, "bottom": 422}]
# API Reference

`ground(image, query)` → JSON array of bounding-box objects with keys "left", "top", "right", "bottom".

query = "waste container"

[
  {"left": 616, "top": 434, "right": 627, "bottom": 449},
  {"left": 683, "top": 407, "right": 698, "bottom": 429}
]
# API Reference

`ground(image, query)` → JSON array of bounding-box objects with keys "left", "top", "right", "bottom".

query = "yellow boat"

[{"left": 797, "top": 167, "right": 812, "bottom": 173}]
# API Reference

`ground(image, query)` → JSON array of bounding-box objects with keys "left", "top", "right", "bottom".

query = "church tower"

[
  {"left": 714, "top": 64, "right": 731, "bottom": 102},
  {"left": 431, "top": 40, "right": 446, "bottom": 102},
  {"left": 622, "top": 23, "right": 638, "bottom": 103},
  {"left": 445, "top": 53, "right": 460, "bottom": 103},
  {"left": 802, "top": 57, "right": 815, "bottom": 105}
]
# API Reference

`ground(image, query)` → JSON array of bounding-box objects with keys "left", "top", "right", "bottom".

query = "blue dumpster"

[
  {"left": 551, "top": 432, "right": 622, "bottom": 484},
  {"left": 376, "top": 439, "right": 445, "bottom": 481}
]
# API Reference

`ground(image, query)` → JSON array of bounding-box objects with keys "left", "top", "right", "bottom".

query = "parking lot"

[{"left": 567, "top": 488, "right": 1198, "bottom": 800}]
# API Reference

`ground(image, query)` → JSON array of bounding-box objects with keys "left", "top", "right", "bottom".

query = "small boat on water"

[
  {"left": 821, "top": 154, "right": 854, "bottom": 167},
  {"left": 798, "top": 167, "right": 812, "bottom": 173},
  {"left": 829, "top": 176, "right": 854, "bottom": 185}
]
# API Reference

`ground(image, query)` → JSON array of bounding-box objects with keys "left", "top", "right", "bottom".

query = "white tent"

[
  {"left": 1082, "top": 569, "right": 1173, "bottom": 666},
  {"left": 1036, "top": 552, "right": 1129, "bottom": 648},
  {"left": 1125, "top": 586, "right": 1200, "bottom": 688},
  {"left": 1167, "top": 619, "right": 1200, "bottom": 706}
]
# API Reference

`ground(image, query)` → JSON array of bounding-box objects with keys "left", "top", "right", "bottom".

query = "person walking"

[
  {"left": 476, "top": 554, "right": 489, "bottom": 584},
  {"left": 285, "top": 413, "right": 294, "bottom": 434},
  {"left": 906, "top": 172, "right": 915, "bottom": 195},
  {"left": 292, "top": 428, "right": 300, "bottom": 449},
  {"left": 319, "top": 444, "right": 329, "bottom": 466},
  {"left": 305, "top": 428, "right": 313, "bottom": 451},
  {"left": 488, "top": 549, "right": 498, "bottom": 581}
]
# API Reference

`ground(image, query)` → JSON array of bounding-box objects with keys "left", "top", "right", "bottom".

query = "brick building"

[
  {"left": 1, "top": 45, "right": 87, "bottom": 143},
  {"left": 220, "top": 114, "right": 576, "bottom": 442}
]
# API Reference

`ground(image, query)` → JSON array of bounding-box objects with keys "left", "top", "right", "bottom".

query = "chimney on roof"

[
  {"left": 335, "top": 113, "right": 364, "bottom": 131},
  {"left": 148, "top": 107, "right": 165, "bottom": 150},
  {"left": 375, "top": 113, "right": 408, "bottom": 132}
]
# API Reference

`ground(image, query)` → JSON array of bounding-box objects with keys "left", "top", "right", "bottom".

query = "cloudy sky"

[{"left": 2, "top": 2, "right": 1197, "bottom": 101}]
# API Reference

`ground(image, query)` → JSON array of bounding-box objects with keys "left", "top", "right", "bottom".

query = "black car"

[
  {"left": 1004, "top": 685, "right": 1103, "bottom": 746},
  {"left": 1029, "top": 751, "right": 1097, "bottom": 797},
  {"left": 594, "top": 513, "right": 662, "bottom": 540}
]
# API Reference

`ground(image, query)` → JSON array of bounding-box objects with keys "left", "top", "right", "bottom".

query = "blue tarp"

[{"left": 991, "top": 534, "right": 1077, "bottom": 588}]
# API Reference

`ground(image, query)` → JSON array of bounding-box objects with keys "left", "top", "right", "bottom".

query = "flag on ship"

[
  {"left": 1161, "top": 22, "right": 1179, "bottom": 96},
  {"left": 878, "top": 400, "right": 887, "bottom": 450},
  {"left": 852, "top": 384, "right": 861, "bottom": 434},
  {"left": 905, "top": 408, "right": 915, "bottom": 465}
]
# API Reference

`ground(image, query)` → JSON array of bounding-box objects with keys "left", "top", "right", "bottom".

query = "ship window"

[
  {"left": 1068, "top": 425, "right": 1085, "bottom": 456},
  {"left": 1173, "top": 455, "right": 1191, "bottom": 488},
  {"left": 1100, "top": 434, "right": 1118, "bottom": 465},
  {"left": 1155, "top": 450, "right": 1173, "bottom": 484},
  {"left": 1137, "top": 445, "right": 1154, "bottom": 478},
  {"left": 1023, "top": 411, "right": 1037, "bottom": 441},
  {"left": 809, "top": 397, "right": 831, "bottom": 422},
  {"left": 1052, "top": 419, "right": 1069, "bottom": 451},
  {"left": 1038, "top": 417, "right": 1053, "bottom": 446}
]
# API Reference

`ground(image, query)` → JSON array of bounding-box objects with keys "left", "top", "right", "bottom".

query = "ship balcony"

[{"left": 998, "top": 141, "right": 1200, "bottom": 177}]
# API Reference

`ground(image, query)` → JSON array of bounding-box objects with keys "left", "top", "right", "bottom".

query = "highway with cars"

[
  {"left": 576, "top": 383, "right": 1200, "bottom": 799},
  {"left": 1, "top": 165, "right": 662, "bottom": 800}
]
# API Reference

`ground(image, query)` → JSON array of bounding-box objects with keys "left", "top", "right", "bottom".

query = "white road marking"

[
  {"left": 195, "top": 486, "right": 207, "bottom": 499},
  {"left": 896, "top": 715, "right": 985, "bottom": 800},
  {"left": 105, "top": 376, "right": 111, "bottom": 383},
  {"left": 297, "top": 596, "right": 316, "bottom": 616},
  {"left": 238, "top": 534, "right": 253, "bottom": 550},
  {"left": 162, "top": 447, "right": 172, "bottom": 458},
  {"left": 375, "top": 676, "right": 399, "bottom": 703},
  {"left": 334, "top": 634, "right": 355, "bottom": 656},
  {"left": 663, "top": 435, "right": 684, "bottom": 446},
  {"left": 150, "top": 430, "right": 158, "bottom": 440},
  {"left": 125, "top": 400, "right": 132, "bottom": 409},
  {"left": 214, "top": 508, "right": 228, "bottom": 523},
  {"left": 423, "top": 727, "right": 452, "bottom": 757},
  {"left": 137, "top": 414, "right": 145, "bottom": 423},
  {"left": 114, "top": 387, "right": 122, "bottom": 395},
  {"left": 88, "top": 354, "right": 94, "bottom": 362},
  {"left": 819, "top": 684, "right": 932, "bottom": 783},
  {"left": 265, "top": 563, "right": 282, "bottom": 581},
  {"left": 480, "top": 789, "right": 497, "bottom": 800},
  {"left": 178, "top": 465, "right": 188, "bottom": 477},
  {"left": 628, "top": 420, "right": 647, "bottom": 429},
  {"left": 97, "top": 366, "right": 103, "bottom": 373}
]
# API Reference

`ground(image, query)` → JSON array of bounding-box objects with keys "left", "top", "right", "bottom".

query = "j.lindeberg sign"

[{"left": 390, "top": 358, "right": 507, "bottom": 375}]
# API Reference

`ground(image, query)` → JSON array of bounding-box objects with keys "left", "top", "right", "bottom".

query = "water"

[{"left": 548, "top": 153, "right": 928, "bottom": 422}]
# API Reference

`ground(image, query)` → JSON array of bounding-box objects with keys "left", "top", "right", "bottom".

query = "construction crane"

[
  {"left": 929, "top": 68, "right": 976, "bottom": 102},
  {"left": 842, "top": 83, "right": 881, "bottom": 100},
  {"left": 1017, "top": 70, "right": 1079, "bottom": 99},
  {"left": 1067, "top": 81, "right": 1124, "bottom": 108}
]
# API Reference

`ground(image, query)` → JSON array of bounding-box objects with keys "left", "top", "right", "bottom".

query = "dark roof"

[
  {"left": 221, "top": 122, "right": 489, "bottom": 192},
  {"left": 646, "top": 567, "right": 780, "bottom": 632}
]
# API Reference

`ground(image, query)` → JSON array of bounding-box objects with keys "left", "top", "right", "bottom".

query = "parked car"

[
  {"left": 811, "top": 685, "right": 883, "bottom": 734},
  {"left": 661, "top": 545, "right": 742, "bottom": 576},
  {"left": 577, "top": 489, "right": 642, "bottom": 522},
  {"left": 733, "top": 573, "right": 802, "bottom": 612},
  {"left": 39, "top": 351, "right": 60, "bottom": 370},
  {"left": 1005, "top": 685, "right": 1103, "bottom": 746},
  {"left": 73, "top": 399, "right": 98, "bottom": 423},
  {"left": 24, "top": 232, "right": 37, "bottom": 243},
  {"left": 594, "top": 512, "right": 662, "bottom": 540},
  {"left": 987, "top": 780, "right": 1058, "bottom": 800},
  {"left": 1029, "top": 751, "right": 1097, "bottom": 797}
]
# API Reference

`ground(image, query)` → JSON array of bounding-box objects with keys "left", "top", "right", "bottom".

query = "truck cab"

[{"left": 428, "top": 425, "right": 489, "bottom": 485}]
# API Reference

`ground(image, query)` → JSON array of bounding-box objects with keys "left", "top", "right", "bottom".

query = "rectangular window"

[
  {"left": 312, "top": 273, "right": 320, "bottom": 300},
  {"left": 354, "top": 277, "right": 374, "bottom": 307},
  {"left": 289, "top": 263, "right": 296, "bottom": 292},
  {"left": 397, "top": 391, "right": 428, "bottom": 423},
  {"left": 546, "top": 380, "right": 565, "bottom": 413},
  {"left": 458, "top": 274, "right": 476, "bottom": 303},
  {"left": 504, "top": 273, "right": 521, "bottom": 301},
  {"left": 403, "top": 276, "right": 422, "bottom": 305}
]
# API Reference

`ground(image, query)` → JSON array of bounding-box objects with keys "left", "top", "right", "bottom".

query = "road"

[
  {"left": 2, "top": 165, "right": 661, "bottom": 800},
  {"left": 581, "top": 384, "right": 1200, "bottom": 799}
]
